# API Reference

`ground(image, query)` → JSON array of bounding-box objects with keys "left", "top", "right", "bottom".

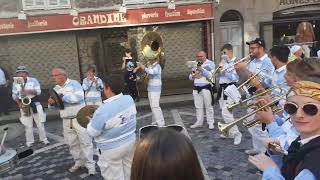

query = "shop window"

[{"left": 22, "top": 0, "right": 71, "bottom": 10}]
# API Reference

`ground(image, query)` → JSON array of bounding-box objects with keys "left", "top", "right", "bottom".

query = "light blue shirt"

[
  {"left": 145, "top": 62, "right": 162, "bottom": 92},
  {"left": 52, "top": 79, "right": 85, "bottom": 118},
  {"left": 263, "top": 167, "right": 316, "bottom": 180},
  {"left": 82, "top": 76, "right": 103, "bottom": 103},
  {"left": 218, "top": 57, "right": 239, "bottom": 84},
  {"left": 12, "top": 77, "right": 41, "bottom": 101},
  {"left": 247, "top": 54, "right": 275, "bottom": 88},
  {"left": 0, "top": 68, "right": 6, "bottom": 85},
  {"left": 87, "top": 93, "right": 136, "bottom": 150},
  {"left": 189, "top": 59, "right": 215, "bottom": 87}
]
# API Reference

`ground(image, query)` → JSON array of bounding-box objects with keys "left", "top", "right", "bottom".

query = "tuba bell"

[{"left": 139, "top": 32, "right": 165, "bottom": 82}]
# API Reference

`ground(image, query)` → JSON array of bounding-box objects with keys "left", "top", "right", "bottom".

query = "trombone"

[
  {"left": 214, "top": 55, "right": 252, "bottom": 75},
  {"left": 218, "top": 97, "right": 283, "bottom": 136}
]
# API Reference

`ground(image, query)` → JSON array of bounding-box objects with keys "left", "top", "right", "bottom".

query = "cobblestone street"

[{"left": 1, "top": 103, "right": 261, "bottom": 180}]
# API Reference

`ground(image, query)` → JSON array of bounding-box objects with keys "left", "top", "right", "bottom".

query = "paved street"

[{"left": 0, "top": 102, "right": 261, "bottom": 180}]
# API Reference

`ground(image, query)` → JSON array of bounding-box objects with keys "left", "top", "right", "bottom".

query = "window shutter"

[{"left": 22, "top": 0, "right": 45, "bottom": 10}]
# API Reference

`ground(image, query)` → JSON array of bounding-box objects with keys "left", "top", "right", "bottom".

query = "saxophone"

[{"left": 14, "top": 77, "right": 32, "bottom": 116}]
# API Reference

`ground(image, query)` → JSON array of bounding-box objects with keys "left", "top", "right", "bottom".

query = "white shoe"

[
  {"left": 26, "top": 142, "right": 34, "bottom": 147},
  {"left": 209, "top": 124, "right": 215, "bottom": 130},
  {"left": 88, "top": 167, "right": 96, "bottom": 175},
  {"left": 233, "top": 133, "right": 242, "bottom": 145},
  {"left": 245, "top": 149, "right": 260, "bottom": 155},
  {"left": 42, "top": 139, "right": 50, "bottom": 145},
  {"left": 69, "top": 162, "right": 85, "bottom": 173},
  {"left": 190, "top": 123, "right": 203, "bottom": 128}
]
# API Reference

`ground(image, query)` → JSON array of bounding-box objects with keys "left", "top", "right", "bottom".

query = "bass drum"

[{"left": 0, "top": 148, "right": 17, "bottom": 173}]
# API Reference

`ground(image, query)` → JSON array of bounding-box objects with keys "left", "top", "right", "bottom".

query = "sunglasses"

[
  {"left": 139, "top": 124, "right": 184, "bottom": 139},
  {"left": 284, "top": 102, "right": 319, "bottom": 116}
]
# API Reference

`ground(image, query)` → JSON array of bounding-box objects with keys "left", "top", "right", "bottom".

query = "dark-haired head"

[
  {"left": 131, "top": 129, "right": 204, "bottom": 180},
  {"left": 270, "top": 45, "right": 290, "bottom": 64},
  {"left": 101, "top": 74, "right": 125, "bottom": 96},
  {"left": 221, "top": 43, "right": 233, "bottom": 52}
]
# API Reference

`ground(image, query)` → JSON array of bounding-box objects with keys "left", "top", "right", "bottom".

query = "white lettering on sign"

[
  {"left": 27, "top": 20, "right": 48, "bottom": 28},
  {"left": 187, "top": 8, "right": 205, "bottom": 15},
  {"left": 141, "top": 12, "right": 159, "bottom": 19},
  {"left": 72, "top": 13, "right": 127, "bottom": 26},
  {"left": 0, "top": 23, "right": 14, "bottom": 30},
  {"left": 279, "top": 0, "right": 320, "bottom": 5},
  {"left": 165, "top": 11, "right": 181, "bottom": 17}
]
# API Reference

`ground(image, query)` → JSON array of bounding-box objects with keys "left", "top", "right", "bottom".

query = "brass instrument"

[
  {"left": 139, "top": 31, "right": 164, "bottom": 83},
  {"left": 227, "top": 84, "right": 287, "bottom": 112},
  {"left": 218, "top": 97, "right": 282, "bottom": 136},
  {"left": 243, "top": 108, "right": 283, "bottom": 128},
  {"left": 14, "top": 77, "right": 32, "bottom": 116},
  {"left": 219, "top": 55, "right": 253, "bottom": 74},
  {"left": 76, "top": 105, "right": 99, "bottom": 128},
  {"left": 268, "top": 142, "right": 288, "bottom": 155}
]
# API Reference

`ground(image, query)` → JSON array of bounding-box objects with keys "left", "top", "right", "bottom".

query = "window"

[{"left": 22, "top": 0, "right": 71, "bottom": 10}]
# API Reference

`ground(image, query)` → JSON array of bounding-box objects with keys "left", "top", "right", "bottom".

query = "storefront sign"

[
  {"left": 279, "top": 0, "right": 320, "bottom": 8},
  {"left": 0, "top": 3, "right": 213, "bottom": 36}
]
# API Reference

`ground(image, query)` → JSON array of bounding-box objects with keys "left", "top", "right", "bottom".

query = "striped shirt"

[
  {"left": 145, "top": 62, "right": 162, "bottom": 92},
  {"left": 189, "top": 59, "right": 216, "bottom": 87},
  {"left": 87, "top": 93, "right": 136, "bottom": 150},
  {"left": 12, "top": 77, "right": 41, "bottom": 101},
  {"left": 82, "top": 76, "right": 103, "bottom": 104},
  {"left": 53, "top": 79, "right": 85, "bottom": 119}
]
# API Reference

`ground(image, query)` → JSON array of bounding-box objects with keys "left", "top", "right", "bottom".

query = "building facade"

[
  {"left": 214, "top": 0, "right": 320, "bottom": 60},
  {"left": 0, "top": 0, "right": 214, "bottom": 101}
]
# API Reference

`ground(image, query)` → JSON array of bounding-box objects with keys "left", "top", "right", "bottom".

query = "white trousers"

[
  {"left": 148, "top": 91, "right": 165, "bottom": 126},
  {"left": 247, "top": 107, "right": 269, "bottom": 153},
  {"left": 192, "top": 89, "right": 214, "bottom": 125},
  {"left": 62, "top": 118, "right": 95, "bottom": 169},
  {"left": 85, "top": 101, "right": 102, "bottom": 106},
  {"left": 98, "top": 140, "right": 135, "bottom": 180},
  {"left": 19, "top": 103, "right": 48, "bottom": 145},
  {"left": 220, "top": 97, "right": 241, "bottom": 137}
]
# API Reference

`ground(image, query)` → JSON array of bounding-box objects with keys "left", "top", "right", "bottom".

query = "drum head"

[
  {"left": 0, "top": 148, "right": 17, "bottom": 164},
  {"left": 76, "top": 105, "right": 99, "bottom": 128}
]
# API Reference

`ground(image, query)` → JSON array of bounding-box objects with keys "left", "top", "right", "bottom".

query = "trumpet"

[
  {"left": 243, "top": 108, "right": 283, "bottom": 128},
  {"left": 218, "top": 97, "right": 283, "bottom": 136},
  {"left": 215, "top": 55, "right": 252, "bottom": 75},
  {"left": 227, "top": 83, "right": 288, "bottom": 112}
]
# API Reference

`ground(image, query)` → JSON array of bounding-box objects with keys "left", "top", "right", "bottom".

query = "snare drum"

[{"left": 0, "top": 148, "right": 17, "bottom": 173}]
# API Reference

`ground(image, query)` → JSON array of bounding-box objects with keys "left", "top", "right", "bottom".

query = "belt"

[
  {"left": 217, "top": 82, "right": 237, "bottom": 100},
  {"left": 193, "top": 84, "right": 211, "bottom": 93}
]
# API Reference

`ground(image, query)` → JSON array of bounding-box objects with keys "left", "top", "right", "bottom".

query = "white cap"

[{"left": 290, "top": 45, "right": 302, "bottom": 54}]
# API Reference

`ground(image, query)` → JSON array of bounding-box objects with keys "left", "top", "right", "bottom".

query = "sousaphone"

[{"left": 76, "top": 105, "right": 99, "bottom": 128}]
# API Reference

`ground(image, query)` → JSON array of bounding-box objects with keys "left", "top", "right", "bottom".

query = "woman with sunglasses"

[{"left": 249, "top": 80, "right": 320, "bottom": 180}]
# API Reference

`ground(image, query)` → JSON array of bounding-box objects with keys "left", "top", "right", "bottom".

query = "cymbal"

[
  {"left": 76, "top": 105, "right": 99, "bottom": 128},
  {"left": 0, "top": 123, "right": 25, "bottom": 141}
]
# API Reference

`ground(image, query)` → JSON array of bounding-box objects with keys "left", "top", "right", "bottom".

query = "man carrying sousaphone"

[
  {"left": 48, "top": 67, "right": 96, "bottom": 175},
  {"left": 12, "top": 65, "right": 49, "bottom": 147},
  {"left": 235, "top": 38, "right": 275, "bottom": 155}
]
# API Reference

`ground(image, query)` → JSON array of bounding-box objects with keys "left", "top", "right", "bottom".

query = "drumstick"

[{"left": 1, "top": 127, "right": 8, "bottom": 146}]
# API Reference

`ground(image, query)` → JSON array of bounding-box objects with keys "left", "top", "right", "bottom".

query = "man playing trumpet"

[
  {"left": 12, "top": 65, "right": 49, "bottom": 147},
  {"left": 189, "top": 51, "right": 215, "bottom": 129},
  {"left": 217, "top": 44, "right": 242, "bottom": 144},
  {"left": 235, "top": 38, "right": 275, "bottom": 154}
]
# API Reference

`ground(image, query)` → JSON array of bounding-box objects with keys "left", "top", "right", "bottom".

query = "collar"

[
  {"left": 257, "top": 54, "right": 268, "bottom": 61},
  {"left": 58, "top": 78, "right": 70, "bottom": 88},
  {"left": 150, "top": 61, "right": 158, "bottom": 66},
  {"left": 276, "top": 65, "right": 286, "bottom": 73},
  {"left": 103, "top": 93, "right": 123, "bottom": 103},
  {"left": 299, "top": 135, "right": 320, "bottom": 145},
  {"left": 231, "top": 57, "right": 237, "bottom": 61}
]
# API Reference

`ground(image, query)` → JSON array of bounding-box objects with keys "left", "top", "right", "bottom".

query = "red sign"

[{"left": 0, "top": 3, "right": 213, "bottom": 36}]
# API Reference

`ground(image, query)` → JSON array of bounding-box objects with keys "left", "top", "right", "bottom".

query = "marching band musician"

[
  {"left": 288, "top": 45, "right": 304, "bottom": 62},
  {"left": 249, "top": 79, "right": 320, "bottom": 180},
  {"left": 48, "top": 67, "right": 96, "bottom": 175},
  {"left": 189, "top": 51, "right": 215, "bottom": 129},
  {"left": 12, "top": 65, "right": 49, "bottom": 147},
  {"left": 138, "top": 58, "right": 165, "bottom": 126},
  {"left": 256, "top": 45, "right": 299, "bottom": 151},
  {"left": 235, "top": 38, "right": 275, "bottom": 155},
  {"left": 82, "top": 64, "right": 103, "bottom": 105},
  {"left": 217, "top": 44, "right": 242, "bottom": 144},
  {"left": 87, "top": 75, "right": 136, "bottom": 180}
]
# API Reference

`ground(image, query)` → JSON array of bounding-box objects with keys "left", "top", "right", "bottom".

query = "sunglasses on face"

[{"left": 284, "top": 102, "right": 319, "bottom": 116}]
